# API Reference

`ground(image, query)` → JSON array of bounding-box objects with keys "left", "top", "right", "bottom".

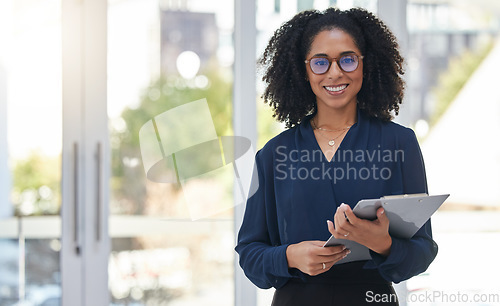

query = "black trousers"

[
  {"left": 271, "top": 279, "right": 399, "bottom": 306},
  {"left": 271, "top": 261, "right": 400, "bottom": 306}
]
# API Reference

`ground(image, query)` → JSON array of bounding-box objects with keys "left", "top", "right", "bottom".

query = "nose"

[{"left": 326, "top": 60, "right": 344, "bottom": 78}]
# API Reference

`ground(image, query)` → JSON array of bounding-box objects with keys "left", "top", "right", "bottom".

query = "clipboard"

[{"left": 323, "top": 193, "right": 449, "bottom": 264}]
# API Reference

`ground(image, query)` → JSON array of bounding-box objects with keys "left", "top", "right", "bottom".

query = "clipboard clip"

[{"left": 381, "top": 193, "right": 428, "bottom": 200}]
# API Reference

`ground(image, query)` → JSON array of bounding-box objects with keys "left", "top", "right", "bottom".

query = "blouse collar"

[{"left": 298, "top": 108, "right": 370, "bottom": 153}]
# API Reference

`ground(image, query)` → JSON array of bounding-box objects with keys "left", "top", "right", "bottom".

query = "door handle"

[
  {"left": 95, "top": 142, "right": 102, "bottom": 241},
  {"left": 73, "top": 142, "right": 81, "bottom": 255}
]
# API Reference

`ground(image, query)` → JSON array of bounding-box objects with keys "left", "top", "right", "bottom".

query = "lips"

[{"left": 324, "top": 84, "right": 348, "bottom": 93}]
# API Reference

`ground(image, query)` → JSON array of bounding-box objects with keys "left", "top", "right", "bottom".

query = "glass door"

[
  {"left": 60, "top": 0, "right": 109, "bottom": 304},
  {"left": 1, "top": 0, "right": 110, "bottom": 305},
  {"left": 1, "top": 0, "right": 258, "bottom": 305},
  {"left": 107, "top": 0, "right": 237, "bottom": 304},
  {"left": 0, "top": 1, "right": 63, "bottom": 305}
]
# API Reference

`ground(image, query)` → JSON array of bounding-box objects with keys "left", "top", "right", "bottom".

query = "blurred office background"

[{"left": 0, "top": 0, "right": 499, "bottom": 305}]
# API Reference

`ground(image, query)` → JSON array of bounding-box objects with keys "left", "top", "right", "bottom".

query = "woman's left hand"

[{"left": 327, "top": 203, "right": 392, "bottom": 257}]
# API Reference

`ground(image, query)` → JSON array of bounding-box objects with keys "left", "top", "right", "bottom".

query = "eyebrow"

[{"left": 311, "top": 51, "right": 357, "bottom": 57}]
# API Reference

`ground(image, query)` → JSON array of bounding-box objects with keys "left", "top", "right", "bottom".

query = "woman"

[{"left": 235, "top": 7, "right": 438, "bottom": 305}]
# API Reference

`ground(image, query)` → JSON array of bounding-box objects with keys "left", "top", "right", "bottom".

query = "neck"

[{"left": 314, "top": 103, "right": 357, "bottom": 129}]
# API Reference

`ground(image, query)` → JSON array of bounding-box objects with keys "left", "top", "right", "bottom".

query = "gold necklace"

[
  {"left": 311, "top": 119, "right": 353, "bottom": 132},
  {"left": 311, "top": 119, "right": 351, "bottom": 147}
]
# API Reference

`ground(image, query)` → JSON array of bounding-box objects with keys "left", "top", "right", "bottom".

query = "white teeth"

[{"left": 325, "top": 84, "right": 348, "bottom": 92}]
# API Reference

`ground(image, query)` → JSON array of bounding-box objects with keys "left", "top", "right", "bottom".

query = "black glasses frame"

[{"left": 304, "top": 54, "right": 364, "bottom": 74}]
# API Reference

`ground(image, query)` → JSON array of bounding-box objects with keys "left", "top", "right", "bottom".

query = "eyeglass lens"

[{"left": 309, "top": 55, "right": 359, "bottom": 74}]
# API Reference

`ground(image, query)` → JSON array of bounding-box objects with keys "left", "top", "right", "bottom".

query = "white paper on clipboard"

[{"left": 323, "top": 193, "right": 449, "bottom": 264}]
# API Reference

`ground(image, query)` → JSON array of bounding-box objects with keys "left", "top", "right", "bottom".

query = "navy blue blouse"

[{"left": 235, "top": 110, "right": 438, "bottom": 289}]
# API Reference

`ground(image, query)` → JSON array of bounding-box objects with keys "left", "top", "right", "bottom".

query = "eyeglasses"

[{"left": 305, "top": 54, "right": 364, "bottom": 74}]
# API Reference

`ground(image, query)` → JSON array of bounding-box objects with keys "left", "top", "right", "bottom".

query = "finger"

[
  {"left": 376, "top": 207, "right": 389, "bottom": 226},
  {"left": 310, "top": 240, "right": 329, "bottom": 247},
  {"left": 316, "top": 249, "right": 351, "bottom": 274},
  {"left": 332, "top": 211, "right": 346, "bottom": 238},
  {"left": 307, "top": 240, "right": 346, "bottom": 256},
  {"left": 311, "top": 241, "right": 343, "bottom": 254},
  {"left": 324, "top": 248, "right": 352, "bottom": 266},
  {"left": 338, "top": 204, "right": 355, "bottom": 227},
  {"left": 320, "top": 262, "right": 327, "bottom": 271},
  {"left": 334, "top": 207, "right": 355, "bottom": 234},
  {"left": 311, "top": 248, "right": 348, "bottom": 275},
  {"left": 341, "top": 203, "right": 360, "bottom": 226},
  {"left": 327, "top": 220, "right": 335, "bottom": 235},
  {"left": 333, "top": 206, "right": 342, "bottom": 225},
  {"left": 319, "top": 242, "right": 347, "bottom": 255},
  {"left": 334, "top": 248, "right": 351, "bottom": 263},
  {"left": 334, "top": 207, "right": 346, "bottom": 228},
  {"left": 320, "top": 261, "right": 332, "bottom": 273},
  {"left": 321, "top": 243, "right": 347, "bottom": 255}
]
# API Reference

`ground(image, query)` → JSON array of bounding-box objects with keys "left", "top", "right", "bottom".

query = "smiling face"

[{"left": 305, "top": 29, "right": 363, "bottom": 115}]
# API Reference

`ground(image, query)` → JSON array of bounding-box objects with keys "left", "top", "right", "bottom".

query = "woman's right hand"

[{"left": 285, "top": 241, "right": 350, "bottom": 276}]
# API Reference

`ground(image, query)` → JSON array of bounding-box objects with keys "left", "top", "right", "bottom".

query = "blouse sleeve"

[
  {"left": 235, "top": 150, "right": 295, "bottom": 289},
  {"left": 366, "top": 128, "right": 439, "bottom": 283}
]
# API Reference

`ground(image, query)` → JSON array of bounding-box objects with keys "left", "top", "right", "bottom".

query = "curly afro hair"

[{"left": 259, "top": 7, "right": 405, "bottom": 128}]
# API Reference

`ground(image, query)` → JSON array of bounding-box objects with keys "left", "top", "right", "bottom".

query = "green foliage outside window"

[
  {"left": 431, "top": 42, "right": 493, "bottom": 126},
  {"left": 11, "top": 153, "right": 61, "bottom": 216}
]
